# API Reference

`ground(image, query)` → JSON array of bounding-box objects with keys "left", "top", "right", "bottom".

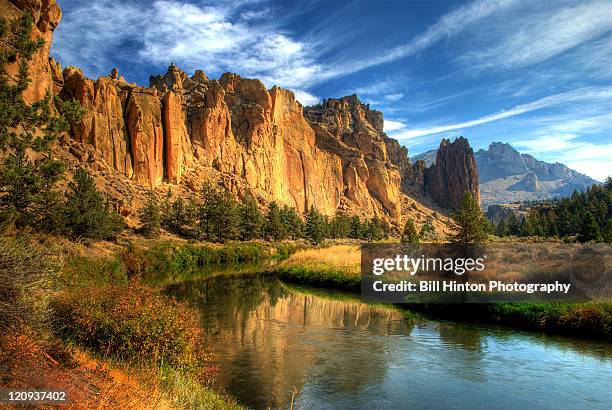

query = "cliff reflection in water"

[{"left": 167, "top": 274, "right": 413, "bottom": 408}]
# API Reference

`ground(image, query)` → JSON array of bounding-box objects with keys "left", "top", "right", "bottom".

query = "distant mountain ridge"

[{"left": 413, "top": 142, "right": 599, "bottom": 206}]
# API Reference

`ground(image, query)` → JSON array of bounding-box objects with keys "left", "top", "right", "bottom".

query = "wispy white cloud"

[
  {"left": 383, "top": 119, "right": 406, "bottom": 132},
  {"left": 460, "top": 0, "right": 612, "bottom": 71},
  {"left": 391, "top": 86, "right": 612, "bottom": 139},
  {"left": 53, "top": 0, "right": 522, "bottom": 89},
  {"left": 52, "top": 1, "right": 145, "bottom": 77},
  {"left": 291, "top": 89, "right": 320, "bottom": 106},
  {"left": 309, "top": 0, "right": 522, "bottom": 85},
  {"left": 352, "top": 79, "right": 397, "bottom": 95},
  {"left": 514, "top": 133, "right": 612, "bottom": 182},
  {"left": 384, "top": 93, "right": 404, "bottom": 102}
]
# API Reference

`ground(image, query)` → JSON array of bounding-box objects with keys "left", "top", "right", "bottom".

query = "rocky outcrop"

[
  {"left": 125, "top": 88, "right": 164, "bottom": 186},
  {"left": 424, "top": 137, "right": 480, "bottom": 210},
  {"left": 383, "top": 136, "right": 412, "bottom": 193},
  {"left": 1, "top": 0, "right": 62, "bottom": 103},
  {"left": 406, "top": 138, "right": 480, "bottom": 209},
  {"left": 304, "top": 95, "right": 402, "bottom": 218},
  {"left": 5, "top": 0, "right": 480, "bottom": 223},
  {"left": 508, "top": 171, "right": 540, "bottom": 192},
  {"left": 162, "top": 91, "right": 191, "bottom": 184},
  {"left": 486, "top": 204, "right": 519, "bottom": 224},
  {"left": 60, "top": 67, "right": 134, "bottom": 179},
  {"left": 474, "top": 142, "right": 598, "bottom": 205}
]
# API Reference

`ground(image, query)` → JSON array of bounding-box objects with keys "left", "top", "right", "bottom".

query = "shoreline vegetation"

[
  {"left": 275, "top": 245, "right": 612, "bottom": 342},
  {"left": 2, "top": 234, "right": 611, "bottom": 409},
  {"left": 1, "top": 10, "right": 611, "bottom": 409},
  {"left": 2, "top": 235, "right": 257, "bottom": 409}
]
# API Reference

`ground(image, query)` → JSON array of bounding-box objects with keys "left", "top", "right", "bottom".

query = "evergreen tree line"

[
  {"left": 0, "top": 13, "right": 123, "bottom": 240},
  {"left": 140, "top": 183, "right": 392, "bottom": 244},
  {"left": 494, "top": 178, "right": 612, "bottom": 243}
]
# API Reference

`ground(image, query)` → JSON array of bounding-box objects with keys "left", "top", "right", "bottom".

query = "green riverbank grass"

[
  {"left": 51, "top": 239, "right": 263, "bottom": 408},
  {"left": 275, "top": 245, "right": 612, "bottom": 341}
]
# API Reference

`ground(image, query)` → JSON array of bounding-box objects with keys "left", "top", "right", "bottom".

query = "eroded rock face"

[
  {"left": 162, "top": 91, "right": 191, "bottom": 184},
  {"left": 149, "top": 66, "right": 343, "bottom": 215},
  {"left": 304, "top": 95, "right": 402, "bottom": 218},
  {"left": 2, "top": 0, "right": 62, "bottom": 103},
  {"left": 6, "top": 0, "right": 479, "bottom": 225},
  {"left": 125, "top": 88, "right": 164, "bottom": 186},
  {"left": 425, "top": 137, "right": 480, "bottom": 210},
  {"left": 61, "top": 67, "right": 133, "bottom": 178}
]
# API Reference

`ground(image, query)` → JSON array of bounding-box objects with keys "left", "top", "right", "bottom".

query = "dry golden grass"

[{"left": 282, "top": 245, "right": 361, "bottom": 275}]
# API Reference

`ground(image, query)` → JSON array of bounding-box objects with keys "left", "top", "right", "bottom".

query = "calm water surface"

[{"left": 166, "top": 273, "right": 612, "bottom": 410}]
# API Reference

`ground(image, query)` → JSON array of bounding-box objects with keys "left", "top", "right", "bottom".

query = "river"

[{"left": 166, "top": 272, "right": 612, "bottom": 410}]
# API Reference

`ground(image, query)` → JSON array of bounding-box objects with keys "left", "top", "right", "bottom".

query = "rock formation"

[
  {"left": 508, "top": 171, "right": 540, "bottom": 192},
  {"left": 404, "top": 138, "right": 480, "bottom": 210},
  {"left": 414, "top": 141, "right": 599, "bottom": 206},
  {"left": 304, "top": 96, "right": 401, "bottom": 217},
  {"left": 3, "top": 0, "right": 479, "bottom": 226},
  {"left": 423, "top": 137, "right": 480, "bottom": 210},
  {"left": 1, "top": 0, "right": 62, "bottom": 104}
]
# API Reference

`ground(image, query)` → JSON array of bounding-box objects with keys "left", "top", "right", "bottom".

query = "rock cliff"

[
  {"left": 405, "top": 138, "right": 480, "bottom": 210},
  {"left": 1, "top": 0, "right": 62, "bottom": 104},
  {"left": 3, "top": 0, "right": 477, "bottom": 228},
  {"left": 304, "top": 96, "right": 402, "bottom": 217},
  {"left": 424, "top": 137, "right": 480, "bottom": 210}
]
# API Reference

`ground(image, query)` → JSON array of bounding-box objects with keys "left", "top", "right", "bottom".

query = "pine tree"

[
  {"left": 214, "top": 188, "right": 239, "bottom": 242},
  {"left": 578, "top": 212, "right": 603, "bottom": 243},
  {"left": 305, "top": 205, "right": 326, "bottom": 244},
  {"left": 401, "top": 218, "right": 420, "bottom": 244},
  {"left": 167, "top": 196, "right": 186, "bottom": 234},
  {"left": 238, "top": 192, "right": 263, "bottom": 240},
  {"left": 160, "top": 188, "right": 172, "bottom": 228},
  {"left": 519, "top": 216, "right": 533, "bottom": 237},
  {"left": 365, "top": 217, "right": 384, "bottom": 241},
  {"left": 507, "top": 212, "right": 520, "bottom": 236},
  {"left": 330, "top": 213, "right": 351, "bottom": 238},
  {"left": 350, "top": 215, "right": 363, "bottom": 239},
  {"left": 62, "top": 168, "right": 124, "bottom": 239},
  {"left": 280, "top": 205, "right": 304, "bottom": 239},
  {"left": 140, "top": 190, "right": 161, "bottom": 238},
  {"left": 198, "top": 182, "right": 221, "bottom": 241},
  {"left": 602, "top": 219, "right": 612, "bottom": 244},
  {"left": 451, "top": 191, "right": 488, "bottom": 244},
  {"left": 495, "top": 218, "right": 509, "bottom": 237},
  {"left": 264, "top": 201, "right": 286, "bottom": 241},
  {"left": 0, "top": 13, "right": 82, "bottom": 232},
  {"left": 420, "top": 217, "right": 437, "bottom": 241}
]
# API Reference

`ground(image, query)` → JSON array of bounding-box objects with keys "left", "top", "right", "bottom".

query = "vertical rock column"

[
  {"left": 126, "top": 89, "right": 164, "bottom": 187},
  {"left": 162, "top": 91, "right": 191, "bottom": 184}
]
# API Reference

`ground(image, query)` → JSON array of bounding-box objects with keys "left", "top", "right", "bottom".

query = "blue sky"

[{"left": 51, "top": 0, "right": 612, "bottom": 181}]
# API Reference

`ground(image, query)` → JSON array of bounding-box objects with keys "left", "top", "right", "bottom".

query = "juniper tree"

[
  {"left": 305, "top": 205, "right": 326, "bottom": 244},
  {"left": 603, "top": 219, "right": 612, "bottom": 244},
  {"left": 401, "top": 218, "right": 420, "bottom": 244},
  {"left": 349, "top": 215, "right": 363, "bottom": 239},
  {"left": 578, "top": 212, "right": 603, "bottom": 243},
  {"left": 420, "top": 217, "right": 437, "bottom": 241},
  {"left": 495, "top": 218, "right": 509, "bottom": 237},
  {"left": 365, "top": 217, "right": 384, "bottom": 241},
  {"left": 140, "top": 190, "right": 161, "bottom": 238},
  {"left": 330, "top": 213, "right": 351, "bottom": 238},
  {"left": 264, "top": 201, "right": 286, "bottom": 241},
  {"left": 238, "top": 192, "right": 263, "bottom": 240},
  {"left": 62, "top": 168, "right": 124, "bottom": 240},
  {"left": 280, "top": 205, "right": 304, "bottom": 239},
  {"left": 0, "top": 12, "right": 82, "bottom": 231},
  {"left": 451, "top": 191, "right": 488, "bottom": 244}
]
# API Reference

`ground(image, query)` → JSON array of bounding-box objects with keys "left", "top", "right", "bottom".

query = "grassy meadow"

[{"left": 274, "top": 244, "right": 612, "bottom": 341}]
